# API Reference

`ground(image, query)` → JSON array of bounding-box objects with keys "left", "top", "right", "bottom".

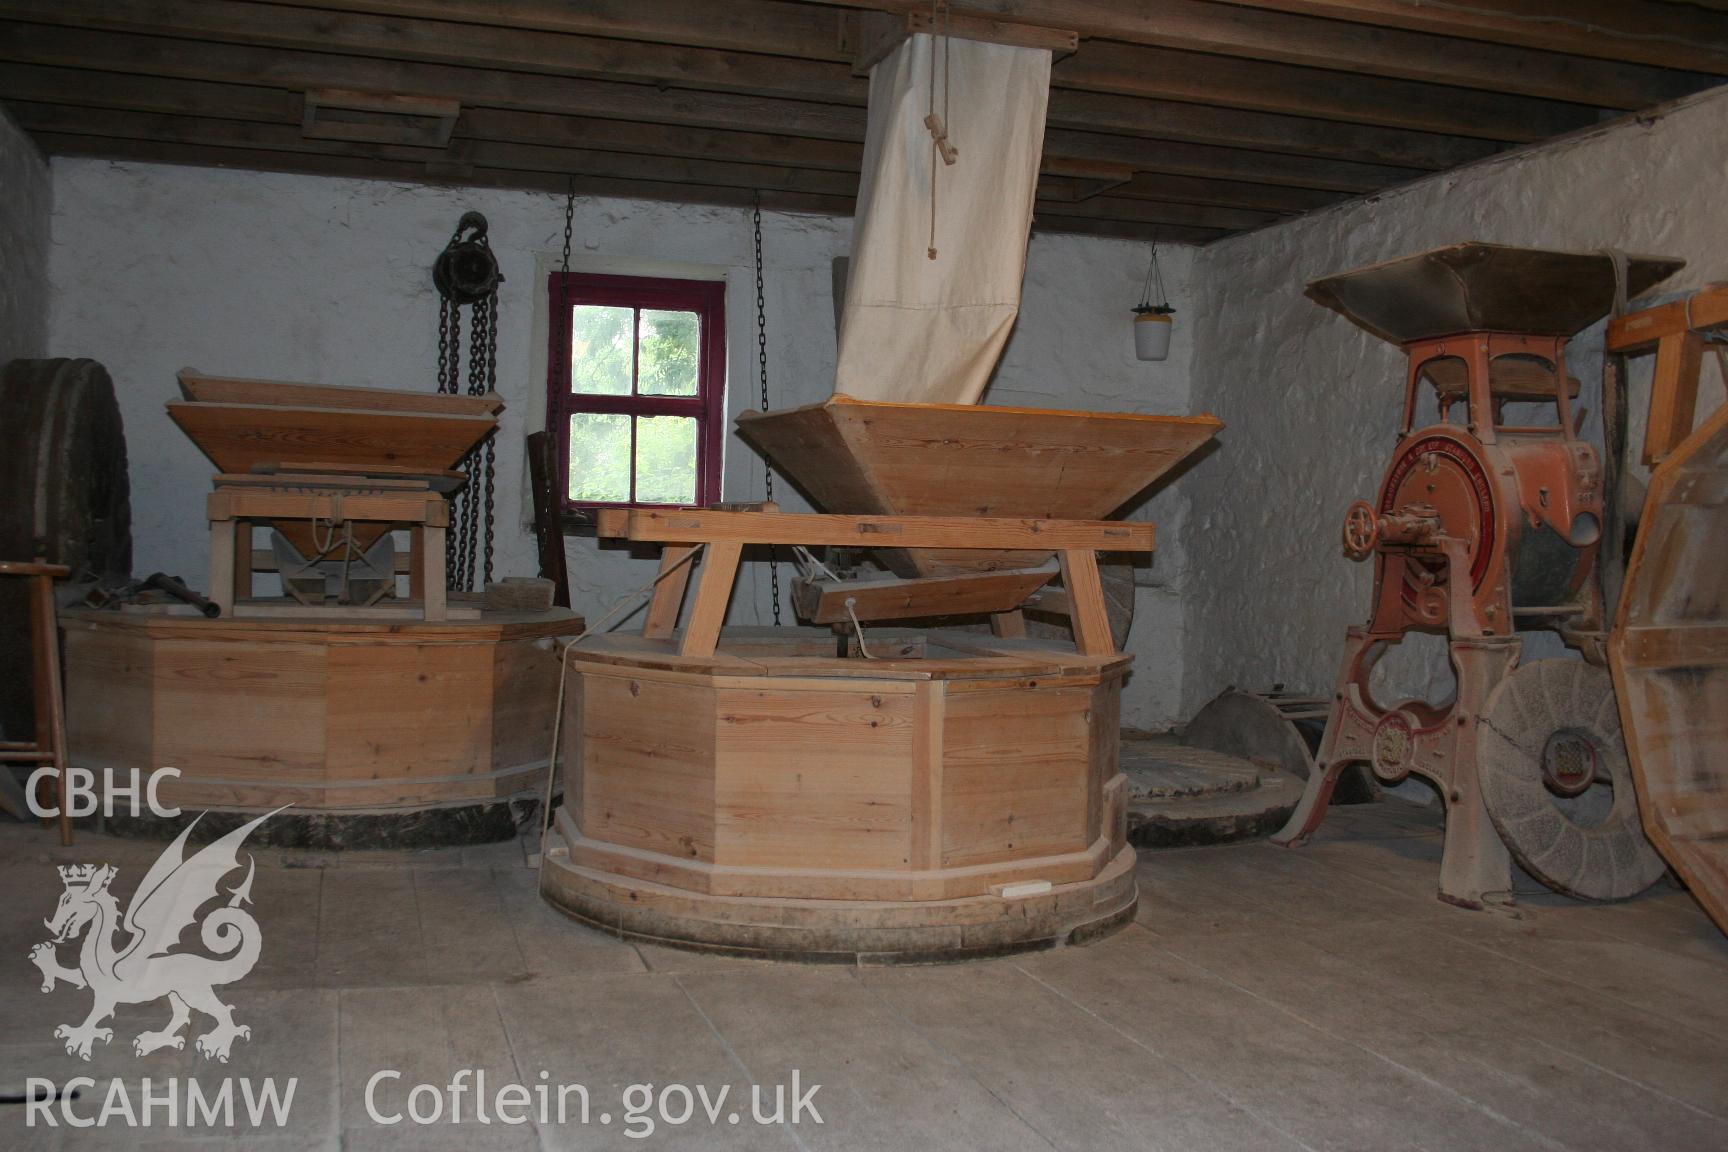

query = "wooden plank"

[
  {"left": 1644, "top": 332, "right": 1707, "bottom": 466},
  {"left": 911, "top": 681, "right": 944, "bottom": 870},
  {"left": 324, "top": 642, "right": 490, "bottom": 780},
  {"left": 4, "top": 81, "right": 1464, "bottom": 185},
  {"left": 851, "top": 9, "right": 1076, "bottom": 74},
  {"left": 713, "top": 684, "right": 916, "bottom": 869},
  {"left": 288, "top": 0, "right": 1709, "bottom": 112},
  {"left": 1054, "top": 41, "right": 1597, "bottom": 143},
  {"left": 794, "top": 568, "right": 1056, "bottom": 624},
  {"left": 0, "top": 0, "right": 868, "bottom": 107},
  {"left": 179, "top": 369, "right": 502, "bottom": 415},
  {"left": 1058, "top": 549, "right": 1116, "bottom": 657},
  {"left": 643, "top": 545, "right": 697, "bottom": 639},
  {"left": 170, "top": 400, "right": 493, "bottom": 476},
  {"left": 1606, "top": 285, "right": 1728, "bottom": 351},
  {"left": 1222, "top": 0, "right": 1728, "bottom": 75},
  {"left": 678, "top": 541, "right": 742, "bottom": 659},
  {"left": 301, "top": 87, "right": 458, "bottom": 147},
  {"left": 792, "top": 0, "right": 1718, "bottom": 107},
  {"left": 941, "top": 684, "right": 1093, "bottom": 868},
  {"left": 0, "top": 25, "right": 1438, "bottom": 199},
  {"left": 580, "top": 673, "right": 717, "bottom": 861},
  {"left": 599, "top": 508, "right": 1155, "bottom": 552}
]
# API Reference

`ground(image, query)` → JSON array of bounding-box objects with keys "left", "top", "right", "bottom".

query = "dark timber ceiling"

[{"left": 2, "top": 0, "right": 1725, "bottom": 243}]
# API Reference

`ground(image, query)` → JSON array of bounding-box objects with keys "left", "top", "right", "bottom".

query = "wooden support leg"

[
  {"left": 678, "top": 541, "right": 741, "bottom": 658},
  {"left": 1644, "top": 331, "right": 1705, "bottom": 466},
  {"left": 990, "top": 609, "right": 1028, "bottom": 638},
  {"left": 644, "top": 545, "right": 696, "bottom": 640},
  {"left": 232, "top": 519, "right": 251, "bottom": 605},
  {"left": 32, "top": 573, "right": 70, "bottom": 846},
  {"left": 409, "top": 525, "right": 425, "bottom": 601},
  {"left": 422, "top": 525, "right": 447, "bottom": 622},
  {"left": 1058, "top": 548, "right": 1115, "bottom": 657},
  {"left": 209, "top": 514, "right": 237, "bottom": 616}
]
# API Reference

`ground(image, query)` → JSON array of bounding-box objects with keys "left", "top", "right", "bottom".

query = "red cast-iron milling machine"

[{"left": 1272, "top": 243, "right": 1683, "bottom": 909}]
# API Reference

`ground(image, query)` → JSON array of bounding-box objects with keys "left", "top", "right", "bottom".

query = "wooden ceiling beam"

[
  {"left": 791, "top": 1, "right": 1722, "bottom": 106},
  {"left": 282, "top": 0, "right": 1645, "bottom": 136},
  {"left": 0, "top": 23, "right": 869, "bottom": 139},
  {"left": 0, "top": 0, "right": 868, "bottom": 105},
  {"left": 1044, "top": 88, "right": 1495, "bottom": 170},
  {"left": 0, "top": 3, "right": 1500, "bottom": 172},
  {"left": 283, "top": 0, "right": 1714, "bottom": 110},
  {"left": 27, "top": 131, "right": 1229, "bottom": 243},
  {"left": 8, "top": 101, "right": 1274, "bottom": 237},
  {"left": 0, "top": 23, "right": 1429, "bottom": 193},
  {"left": 1219, "top": 1, "right": 1728, "bottom": 75},
  {"left": 1054, "top": 43, "right": 1597, "bottom": 141},
  {"left": 0, "top": 65, "right": 1349, "bottom": 216}
]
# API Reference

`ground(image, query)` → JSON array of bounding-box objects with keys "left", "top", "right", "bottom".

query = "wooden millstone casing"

[
  {"left": 539, "top": 632, "right": 1138, "bottom": 961},
  {"left": 61, "top": 608, "right": 581, "bottom": 818}
]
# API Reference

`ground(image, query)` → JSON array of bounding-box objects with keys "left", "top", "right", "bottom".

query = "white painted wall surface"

[
  {"left": 1183, "top": 85, "right": 1728, "bottom": 718},
  {"left": 46, "top": 158, "right": 1204, "bottom": 727},
  {"left": 0, "top": 108, "right": 49, "bottom": 364}
]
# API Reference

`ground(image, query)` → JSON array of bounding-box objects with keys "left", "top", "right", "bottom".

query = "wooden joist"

[
  {"left": 1222, "top": 0, "right": 1728, "bottom": 76},
  {"left": 791, "top": 0, "right": 1718, "bottom": 106},
  {"left": 596, "top": 509, "right": 1156, "bottom": 552},
  {"left": 0, "top": 0, "right": 1717, "bottom": 241},
  {"left": 794, "top": 567, "right": 1058, "bottom": 625}
]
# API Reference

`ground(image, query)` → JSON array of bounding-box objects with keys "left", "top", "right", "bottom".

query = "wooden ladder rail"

[{"left": 595, "top": 507, "right": 1154, "bottom": 660}]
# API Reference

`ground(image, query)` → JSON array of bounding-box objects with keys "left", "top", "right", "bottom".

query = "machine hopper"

[{"left": 737, "top": 396, "right": 1222, "bottom": 578}]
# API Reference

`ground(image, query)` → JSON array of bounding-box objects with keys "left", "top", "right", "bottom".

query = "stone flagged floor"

[{"left": 0, "top": 798, "right": 1724, "bottom": 1150}]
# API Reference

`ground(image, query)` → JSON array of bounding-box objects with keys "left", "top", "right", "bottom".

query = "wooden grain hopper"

[
  {"left": 736, "top": 396, "right": 1221, "bottom": 578},
  {"left": 168, "top": 369, "right": 500, "bottom": 558},
  {"left": 169, "top": 369, "right": 500, "bottom": 476}
]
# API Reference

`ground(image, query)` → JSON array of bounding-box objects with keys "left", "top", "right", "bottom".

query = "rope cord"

[
  {"left": 925, "top": 0, "right": 952, "bottom": 260},
  {"left": 535, "top": 543, "right": 708, "bottom": 867},
  {"left": 843, "top": 597, "right": 878, "bottom": 660}
]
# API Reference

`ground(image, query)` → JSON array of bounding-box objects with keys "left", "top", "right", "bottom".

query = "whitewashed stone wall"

[
  {"left": 46, "top": 158, "right": 1202, "bottom": 727},
  {"left": 0, "top": 108, "right": 49, "bottom": 364},
  {"left": 1183, "top": 85, "right": 1728, "bottom": 718}
]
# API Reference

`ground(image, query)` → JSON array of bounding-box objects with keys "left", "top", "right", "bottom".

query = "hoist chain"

[
  {"left": 753, "top": 195, "right": 781, "bottom": 626},
  {"left": 433, "top": 216, "right": 499, "bottom": 593}
]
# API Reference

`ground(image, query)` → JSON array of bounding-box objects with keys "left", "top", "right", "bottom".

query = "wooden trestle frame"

[{"left": 593, "top": 506, "right": 1154, "bottom": 657}]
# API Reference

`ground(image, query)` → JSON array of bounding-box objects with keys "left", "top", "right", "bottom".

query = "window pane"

[
  {"left": 634, "top": 415, "right": 698, "bottom": 505},
  {"left": 637, "top": 309, "right": 700, "bottom": 397},
  {"left": 569, "top": 305, "right": 632, "bottom": 396},
  {"left": 569, "top": 412, "right": 631, "bottom": 502}
]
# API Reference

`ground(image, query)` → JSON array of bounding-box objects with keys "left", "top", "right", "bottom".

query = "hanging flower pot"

[
  {"left": 1132, "top": 238, "right": 1175, "bottom": 362},
  {"left": 1133, "top": 305, "right": 1174, "bottom": 361}
]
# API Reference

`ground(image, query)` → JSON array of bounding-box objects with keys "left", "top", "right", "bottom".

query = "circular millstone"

[
  {"left": 1122, "top": 738, "right": 1305, "bottom": 848},
  {"left": 1477, "top": 659, "right": 1666, "bottom": 901}
]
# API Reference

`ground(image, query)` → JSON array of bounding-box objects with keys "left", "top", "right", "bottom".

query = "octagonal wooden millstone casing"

[
  {"left": 60, "top": 608, "right": 583, "bottom": 842},
  {"left": 538, "top": 631, "right": 1138, "bottom": 962}
]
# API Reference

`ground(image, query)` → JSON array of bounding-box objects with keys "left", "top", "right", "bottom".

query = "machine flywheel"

[{"left": 1476, "top": 659, "right": 1666, "bottom": 901}]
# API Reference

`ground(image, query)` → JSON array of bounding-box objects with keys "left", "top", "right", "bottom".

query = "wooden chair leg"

[{"left": 678, "top": 541, "right": 741, "bottom": 658}]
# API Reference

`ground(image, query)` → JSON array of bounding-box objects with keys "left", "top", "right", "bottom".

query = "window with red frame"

[{"left": 547, "top": 272, "right": 725, "bottom": 511}]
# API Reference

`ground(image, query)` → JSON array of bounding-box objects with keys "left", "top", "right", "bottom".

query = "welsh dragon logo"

[{"left": 28, "top": 809, "right": 279, "bottom": 1062}]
